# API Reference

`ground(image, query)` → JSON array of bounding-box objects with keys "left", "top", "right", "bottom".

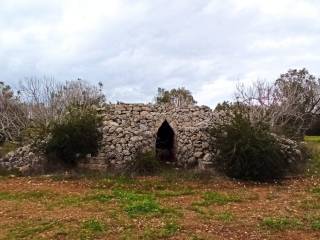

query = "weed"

[
  {"left": 80, "top": 219, "right": 105, "bottom": 240},
  {"left": 0, "top": 191, "right": 16, "bottom": 201},
  {"left": 311, "top": 218, "right": 320, "bottom": 230},
  {"left": 188, "top": 205, "right": 206, "bottom": 215},
  {"left": 113, "top": 189, "right": 151, "bottom": 202},
  {"left": 304, "top": 138, "right": 320, "bottom": 176},
  {"left": 143, "top": 221, "right": 180, "bottom": 239},
  {"left": 82, "top": 219, "right": 105, "bottom": 233},
  {"left": 0, "top": 190, "right": 52, "bottom": 201},
  {"left": 60, "top": 195, "right": 83, "bottom": 206},
  {"left": 113, "top": 189, "right": 180, "bottom": 217},
  {"left": 190, "top": 236, "right": 205, "bottom": 240},
  {"left": 162, "top": 222, "right": 180, "bottom": 237},
  {"left": 311, "top": 187, "right": 320, "bottom": 196},
  {"left": 7, "top": 220, "right": 60, "bottom": 239},
  {"left": 112, "top": 189, "right": 167, "bottom": 217},
  {"left": 125, "top": 199, "right": 162, "bottom": 216},
  {"left": 193, "top": 191, "right": 241, "bottom": 206},
  {"left": 300, "top": 199, "right": 320, "bottom": 210},
  {"left": 261, "top": 217, "right": 302, "bottom": 230},
  {"left": 156, "top": 188, "right": 195, "bottom": 197},
  {"left": 84, "top": 193, "right": 113, "bottom": 203},
  {"left": 215, "top": 211, "right": 234, "bottom": 222}
]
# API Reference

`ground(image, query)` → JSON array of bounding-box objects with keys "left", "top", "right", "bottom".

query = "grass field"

[{"left": 0, "top": 138, "right": 319, "bottom": 240}]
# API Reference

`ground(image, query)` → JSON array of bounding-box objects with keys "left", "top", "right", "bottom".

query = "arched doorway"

[{"left": 155, "top": 120, "right": 176, "bottom": 162}]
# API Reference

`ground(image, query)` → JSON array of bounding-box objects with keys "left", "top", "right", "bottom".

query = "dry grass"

[
  {"left": 0, "top": 138, "right": 319, "bottom": 239},
  {"left": 0, "top": 174, "right": 319, "bottom": 240}
]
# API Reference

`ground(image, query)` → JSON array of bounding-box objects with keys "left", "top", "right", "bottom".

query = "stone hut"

[{"left": 79, "top": 103, "right": 215, "bottom": 171}]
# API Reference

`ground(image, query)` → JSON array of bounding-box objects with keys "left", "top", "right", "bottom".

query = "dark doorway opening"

[{"left": 155, "top": 120, "right": 175, "bottom": 162}]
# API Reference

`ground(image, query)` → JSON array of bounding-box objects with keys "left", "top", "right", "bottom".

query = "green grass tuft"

[
  {"left": 311, "top": 218, "right": 320, "bottom": 230},
  {"left": 82, "top": 219, "right": 105, "bottom": 233},
  {"left": 305, "top": 136, "right": 320, "bottom": 176},
  {"left": 113, "top": 189, "right": 167, "bottom": 217},
  {"left": 7, "top": 220, "right": 60, "bottom": 239},
  {"left": 300, "top": 199, "right": 320, "bottom": 210},
  {"left": 80, "top": 219, "right": 105, "bottom": 240},
  {"left": 215, "top": 211, "right": 234, "bottom": 222},
  {"left": 162, "top": 222, "right": 180, "bottom": 236},
  {"left": 311, "top": 187, "right": 320, "bottom": 195},
  {"left": 0, "top": 190, "right": 52, "bottom": 201},
  {"left": 143, "top": 221, "right": 180, "bottom": 239},
  {"left": 193, "top": 191, "right": 241, "bottom": 206},
  {"left": 156, "top": 188, "right": 195, "bottom": 197},
  {"left": 261, "top": 217, "right": 302, "bottom": 230},
  {"left": 59, "top": 195, "right": 83, "bottom": 206},
  {"left": 84, "top": 193, "right": 113, "bottom": 203},
  {"left": 125, "top": 199, "right": 162, "bottom": 216},
  {"left": 113, "top": 189, "right": 150, "bottom": 202}
]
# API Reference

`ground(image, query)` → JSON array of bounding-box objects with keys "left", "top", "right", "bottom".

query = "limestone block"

[{"left": 194, "top": 152, "right": 203, "bottom": 158}]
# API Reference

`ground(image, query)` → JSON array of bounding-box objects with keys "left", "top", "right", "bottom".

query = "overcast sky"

[{"left": 1, "top": 0, "right": 320, "bottom": 107}]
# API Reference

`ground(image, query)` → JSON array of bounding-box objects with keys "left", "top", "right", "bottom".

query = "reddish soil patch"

[{"left": 0, "top": 176, "right": 319, "bottom": 240}]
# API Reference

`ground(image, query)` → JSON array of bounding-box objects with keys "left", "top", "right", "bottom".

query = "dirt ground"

[{"left": 0, "top": 174, "right": 319, "bottom": 240}]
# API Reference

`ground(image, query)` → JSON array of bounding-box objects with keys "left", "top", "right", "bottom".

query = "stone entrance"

[{"left": 155, "top": 120, "right": 175, "bottom": 162}]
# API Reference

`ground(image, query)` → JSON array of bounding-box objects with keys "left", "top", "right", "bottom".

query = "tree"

[
  {"left": 0, "top": 82, "right": 28, "bottom": 143},
  {"left": 273, "top": 69, "right": 320, "bottom": 137},
  {"left": 19, "top": 77, "right": 106, "bottom": 142},
  {"left": 235, "top": 68, "right": 320, "bottom": 139},
  {"left": 155, "top": 87, "right": 197, "bottom": 107}
]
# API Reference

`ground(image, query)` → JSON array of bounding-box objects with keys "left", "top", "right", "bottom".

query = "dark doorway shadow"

[{"left": 155, "top": 120, "right": 176, "bottom": 163}]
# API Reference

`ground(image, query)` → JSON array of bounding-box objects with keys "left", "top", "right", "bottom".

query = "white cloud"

[
  {"left": 250, "top": 36, "right": 315, "bottom": 50},
  {"left": 195, "top": 78, "right": 238, "bottom": 108},
  {"left": 232, "top": 0, "right": 319, "bottom": 19},
  {"left": 1, "top": 0, "right": 320, "bottom": 107}
]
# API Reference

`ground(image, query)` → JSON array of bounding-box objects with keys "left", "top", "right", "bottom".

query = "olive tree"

[
  {"left": 236, "top": 68, "right": 320, "bottom": 139},
  {"left": 19, "top": 77, "right": 105, "bottom": 142},
  {"left": 155, "top": 87, "right": 197, "bottom": 107},
  {"left": 0, "top": 82, "right": 27, "bottom": 142}
]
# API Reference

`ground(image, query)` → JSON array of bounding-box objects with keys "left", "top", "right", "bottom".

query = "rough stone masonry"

[{"left": 79, "top": 103, "right": 215, "bottom": 171}]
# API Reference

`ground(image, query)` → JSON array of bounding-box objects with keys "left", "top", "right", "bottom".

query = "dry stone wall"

[
  {"left": 79, "top": 103, "right": 215, "bottom": 170},
  {"left": 0, "top": 145, "right": 47, "bottom": 175},
  {"left": 0, "top": 103, "right": 306, "bottom": 175}
]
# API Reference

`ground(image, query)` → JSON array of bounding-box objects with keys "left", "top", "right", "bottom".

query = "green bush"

[
  {"left": 210, "top": 106, "right": 287, "bottom": 181},
  {"left": 45, "top": 106, "right": 102, "bottom": 166},
  {"left": 127, "top": 150, "right": 161, "bottom": 176}
]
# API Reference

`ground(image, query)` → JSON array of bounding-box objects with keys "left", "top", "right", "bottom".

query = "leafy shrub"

[
  {"left": 126, "top": 150, "right": 161, "bottom": 176},
  {"left": 210, "top": 106, "right": 287, "bottom": 181},
  {"left": 45, "top": 105, "right": 102, "bottom": 166}
]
